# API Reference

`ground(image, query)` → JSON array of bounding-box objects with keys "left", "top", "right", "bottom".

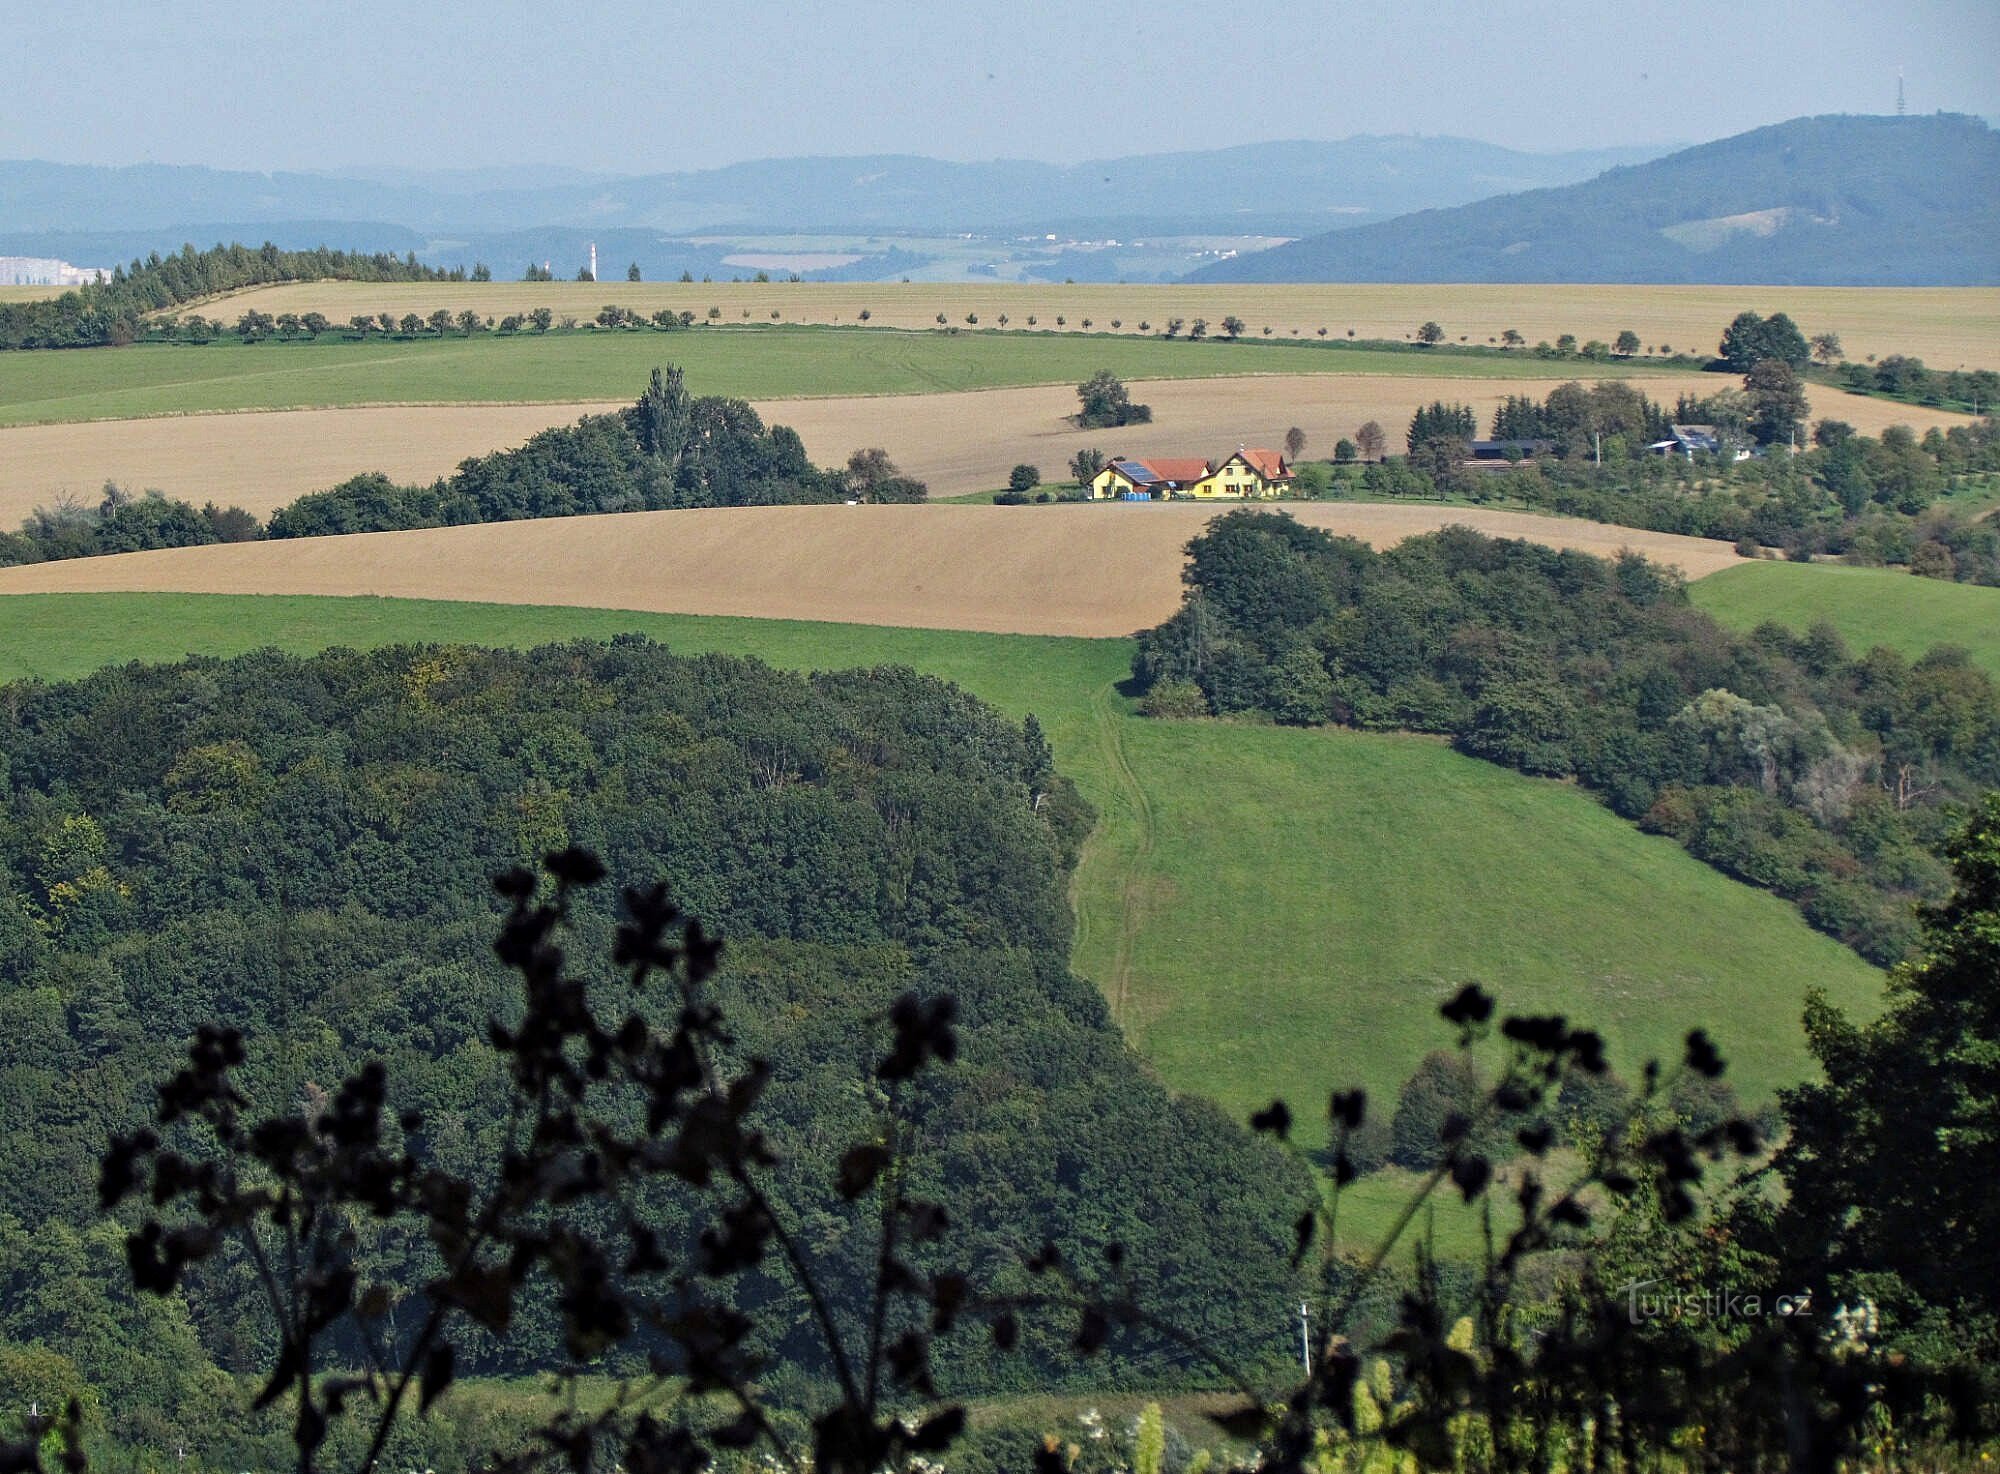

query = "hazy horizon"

[{"left": 4, "top": 0, "right": 1996, "bottom": 175}]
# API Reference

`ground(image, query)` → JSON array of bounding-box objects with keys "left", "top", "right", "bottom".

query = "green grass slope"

[
  {"left": 0, "top": 592, "right": 1881, "bottom": 1129},
  {"left": 0, "top": 328, "right": 1663, "bottom": 426},
  {"left": 1691, "top": 561, "right": 2000, "bottom": 677}
]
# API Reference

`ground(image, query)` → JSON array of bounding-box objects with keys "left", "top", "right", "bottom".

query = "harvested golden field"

[
  {"left": 0, "top": 402, "right": 623, "bottom": 523},
  {"left": 0, "top": 371, "right": 1971, "bottom": 520},
  {"left": 0, "top": 286, "right": 63, "bottom": 302},
  {"left": 185, "top": 280, "right": 2000, "bottom": 366},
  {"left": 0, "top": 502, "right": 1749, "bottom": 636},
  {"left": 760, "top": 373, "right": 1972, "bottom": 498}
]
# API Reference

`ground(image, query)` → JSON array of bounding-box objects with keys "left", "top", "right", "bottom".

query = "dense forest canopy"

[
  {"left": 0, "top": 241, "right": 457, "bottom": 349},
  {"left": 0, "top": 640, "right": 1306, "bottom": 1462},
  {"left": 1134, "top": 514, "right": 2000, "bottom": 963}
]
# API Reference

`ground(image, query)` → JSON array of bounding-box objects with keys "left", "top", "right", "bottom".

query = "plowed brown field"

[
  {"left": 0, "top": 502, "right": 1748, "bottom": 637},
  {"left": 0, "top": 372, "right": 1971, "bottom": 522}
]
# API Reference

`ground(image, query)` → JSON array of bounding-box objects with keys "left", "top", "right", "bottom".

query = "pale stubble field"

[
  {"left": 175, "top": 281, "right": 2000, "bottom": 367},
  {"left": 0, "top": 501, "right": 1749, "bottom": 635},
  {"left": 0, "top": 370, "right": 1973, "bottom": 521}
]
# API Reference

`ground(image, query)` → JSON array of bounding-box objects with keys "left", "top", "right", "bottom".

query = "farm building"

[
  {"left": 1646, "top": 424, "right": 1752, "bottom": 461},
  {"left": 1468, "top": 438, "right": 1554, "bottom": 461},
  {"left": 1089, "top": 447, "right": 1294, "bottom": 501}
]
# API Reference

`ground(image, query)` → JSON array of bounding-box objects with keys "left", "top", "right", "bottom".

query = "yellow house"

[
  {"left": 1190, "top": 448, "right": 1294, "bottom": 499},
  {"left": 1090, "top": 456, "right": 1213, "bottom": 500},
  {"left": 1089, "top": 448, "right": 1293, "bottom": 501}
]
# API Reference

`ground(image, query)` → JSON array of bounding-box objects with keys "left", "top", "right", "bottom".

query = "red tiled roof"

[
  {"left": 1131, "top": 457, "right": 1213, "bottom": 483},
  {"left": 1236, "top": 448, "right": 1292, "bottom": 480}
]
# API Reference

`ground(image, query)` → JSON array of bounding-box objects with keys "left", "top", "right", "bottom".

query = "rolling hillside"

[
  {"left": 0, "top": 591, "right": 1883, "bottom": 1121},
  {"left": 1193, "top": 114, "right": 2000, "bottom": 286},
  {"left": 1691, "top": 560, "right": 2000, "bottom": 677}
]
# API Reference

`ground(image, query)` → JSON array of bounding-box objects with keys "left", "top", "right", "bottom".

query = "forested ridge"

[
  {"left": 0, "top": 640, "right": 1306, "bottom": 1463},
  {"left": 1135, "top": 514, "right": 2000, "bottom": 963},
  {"left": 0, "top": 242, "right": 455, "bottom": 350}
]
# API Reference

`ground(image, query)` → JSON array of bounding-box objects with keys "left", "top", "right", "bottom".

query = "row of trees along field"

[
  {"left": 0, "top": 640, "right": 1311, "bottom": 1467},
  {"left": 1135, "top": 516, "right": 2000, "bottom": 964},
  {"left": 0, "top": 370, "right": 923, "bottom": 567},
  {"left": 0, "top": 243, "right": 458, "bottom": 349},
  {"left": 1322, "top": 377, "right": 2000, "bottom": 585}
]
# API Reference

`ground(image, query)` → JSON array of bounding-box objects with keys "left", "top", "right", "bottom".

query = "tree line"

[
  {"left": 1328, "top": 377, "right": 2000, "bottom": 586},
  {"left": 1134, "top": 514, "right": 2000, "bottom": 964},
  {"left": 0, "top": 242, "right": 457, "bottom": 350},
  {"left": 0, "top": 370, "right": 924, "bottom": 567}
]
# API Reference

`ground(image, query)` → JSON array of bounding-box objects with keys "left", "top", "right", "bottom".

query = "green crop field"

[
  {"left": 1691, "top": 561, "right": 2000, "bottom": 677},
  {"left": 0, "top": 327, "right": 1675, "bottom": 427},
  {"left": 0, "top": 592, "right": 1880, "bottom": 1138}
]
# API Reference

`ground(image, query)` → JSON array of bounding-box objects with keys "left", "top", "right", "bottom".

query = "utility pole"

[{"left": 1298, "top": 1301, "right": 1312, "bottom": 1374}]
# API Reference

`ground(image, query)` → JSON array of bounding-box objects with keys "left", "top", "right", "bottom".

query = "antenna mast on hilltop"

[
  {"left": 1897, "top": 67, "right": 1906, "bottom": 115},
  {"left": 589, "top": 242, "right": 598, "bottom": 281}
]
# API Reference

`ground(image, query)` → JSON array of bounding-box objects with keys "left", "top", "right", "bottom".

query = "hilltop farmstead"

[{"left": 1090, "top": 447, "right": 1294, "bottom": 501}]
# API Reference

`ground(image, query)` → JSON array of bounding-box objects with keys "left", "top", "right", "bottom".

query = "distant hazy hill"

[
  {"left": 0, "top": 137, "right": 1664, "bottom": 240},
  {"left": 1189, "top": 115, "right": 2000, "bottom": 286}
]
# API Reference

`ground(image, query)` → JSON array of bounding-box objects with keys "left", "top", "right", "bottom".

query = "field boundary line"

[{"left": 1085, "top": 679, "right": 1156, "bottom": 1030}]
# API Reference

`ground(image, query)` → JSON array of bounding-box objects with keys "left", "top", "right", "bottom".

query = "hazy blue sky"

[{"left": 4, "top": 0, "right": 1996, "bottom": 171}]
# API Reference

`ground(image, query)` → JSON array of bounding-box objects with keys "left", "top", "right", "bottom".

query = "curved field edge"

[
  {"left": 1690, "top": 560, "right": 2000, "bottom": 677},
  {"left": 0, "top": 504, "right": 1753, "bottom": 636},
  {"left": 0, "top": 590, "right": 1881, "bottom": 1124}
]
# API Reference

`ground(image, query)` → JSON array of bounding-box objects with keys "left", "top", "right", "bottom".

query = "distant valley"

[{"left": 1, "top": 136, "right": 1665, "bottom": 283}]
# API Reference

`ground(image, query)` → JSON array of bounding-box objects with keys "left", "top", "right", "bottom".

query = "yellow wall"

[
  {"left": 1192, "top": 455, "right": 1280, "bottom": 499},
  {"left": 1092, "top": 457, "right": 1289, "bottom": 499},
  {"left": 1090, "top": 467, "right": 1137, "bottom": 500}
]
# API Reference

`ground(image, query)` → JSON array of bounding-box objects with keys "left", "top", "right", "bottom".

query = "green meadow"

[
  {"left": 0, "top": 591, "right": 1881, "bottom": 1135},
  {"left": 1691, "top": 560, "right": 2000, "bottom": 676},
  {"left": 0, "top": 327, "right": 1665, "bottom": 426}
]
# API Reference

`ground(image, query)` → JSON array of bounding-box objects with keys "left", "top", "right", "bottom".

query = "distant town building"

[{"left": 0, "top": 256, "right": 108, "bottom": 287}]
